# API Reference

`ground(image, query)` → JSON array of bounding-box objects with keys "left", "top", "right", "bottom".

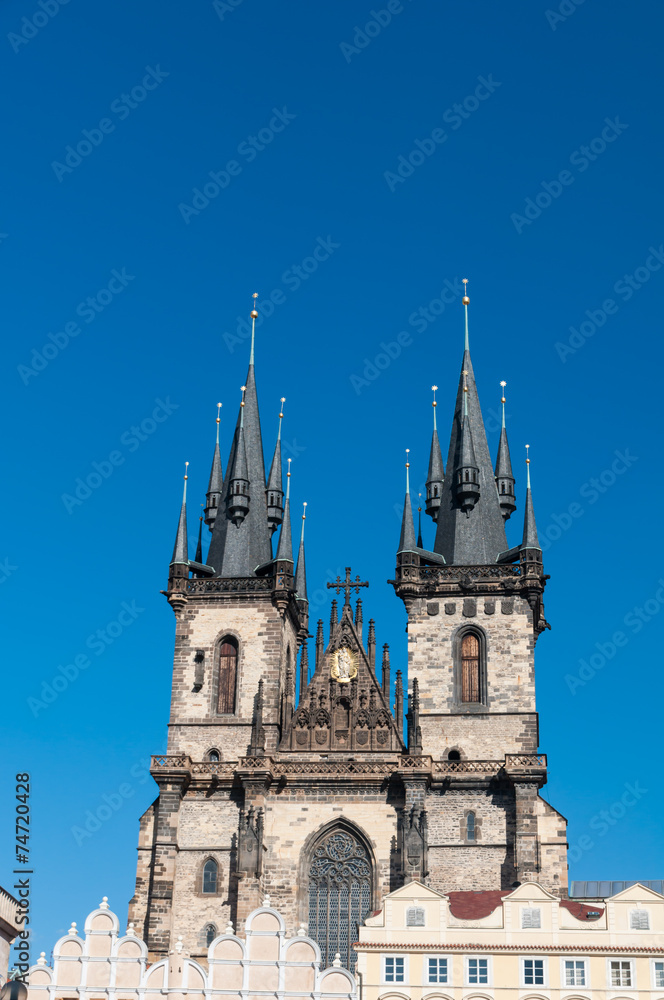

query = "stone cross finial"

[{"left": 327, "top": 567, "right": 369, "bottom": 606}]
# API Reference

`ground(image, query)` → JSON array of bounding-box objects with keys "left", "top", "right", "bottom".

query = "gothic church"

[{"left": 128, "top": 292, "right": 567, "bottom": 973}]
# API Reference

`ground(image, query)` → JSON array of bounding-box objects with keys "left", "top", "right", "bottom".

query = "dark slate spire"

[
  {"left": 417, "top": 495, "right": 424, "bottom": 548},
  {"left": 522, "top": 446, "right": 540, "bottom": 550},
  {"left": 170, "top": 463, "right": 189, "bottom": 566},
  {"left": 398, "top": 450, "right": 417, "bottom": 553},
  {"left": 294, "top": 501, "right": 308, "bottom": 601},
  {"left": 452, "top": 372, "right": 481, "bottom": 515},
  {"left": 425, "top": 386, "right": 445, "bottom": 522},
  {"left": 195, "top": 514, "right": 203, "bottom": 564},
  {"left": 204, "top": 403, "right": 224, "bottom": 531},
  {"left": 207, "top": 301, "right": 272, "bottom": 577},
  {"left": 225, "top": 387, "right": 250, "bottom": 527},
  {"left": 298, "top": 641, "right": 309, "bottom": 702},
  {"left": 381, "top": 643, "right": 390, "bottom": 700},
  {"left": 433, "top": 286, "right": 509, "bottom": 564},
  {"left": 495, "top": 382, "right": 517, "bottom": 521},
  {"left": 275, "top": 459, "right": 293, "bottom": 563},
  {"left": 266, "top": 399, "right": 285, "bottom": 534}
]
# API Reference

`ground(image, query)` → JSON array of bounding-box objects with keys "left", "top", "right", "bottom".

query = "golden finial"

[
  {"left": 462, "top": 369, "right": 469, "bottom": 392},
  {"left": 286, "top": 457, "right": 292, "bottom": 500},
  {"left": 431, "top": 385, "right": 438, "bottom": 408},
  {"left": 216, "top": 402, "right": 222, "bottom": 423},
  {"left": 405, "top": 448, "right": 411, "bottom": 493},
  {"left": 525, "top": 444, "right": 531, "bottom": 488},
  {"left": 418, "top": 491, "right": 422, "bottom": 514},
  {"left": 240, "top": 385, "right": 246, "bottom": 406},
  {"left": 249, "top": 293, "right": 258, "bottom": 364},
  {"left": 279, "top": 396, "right": 286, "bottom": 419},
  {"left": 184, "top": 460, "right": 189, "bottom": 481},
  {"left": 525, "top": 443, "right": 530, "bottom": 464},
  {"left": 250, "top": 291, "right": 259, "bottom": 320},
  {"left": 500, "top": 380, "right": 507, "bottom": 404},
  {"left": 287, "top": 457, "right": 292, "bottom": 478},
  {"left": 462, "top": 278, "right": 469, "bottom": 306},
  {"left": 302, "top": 501, "right": 307, "bottom": 520}
]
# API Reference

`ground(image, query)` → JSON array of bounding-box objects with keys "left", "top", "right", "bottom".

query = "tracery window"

[
  {"left": 204, "top": 923, "right": 217, "bottom": 946},
  {"left": 217, "top": 636, "right": 238, "bottom": 714},
  {"left": 466, "top": 811, "right": 476, "bottom": 842},
  {"left": 460, "top": 630, "right": 484, "bottom": 703},
  {"left": 202, "top": 858, "right": 218, "bottom": 894},
  {"left": 307, "top": 829, "right": 372, "bottom": 973}
]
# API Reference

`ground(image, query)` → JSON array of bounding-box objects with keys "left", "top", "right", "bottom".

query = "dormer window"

[
  {"left": 630, "top": 909, "right": 650, "bottom": 929},
  {"left": 522, "top": 906, "right": 541, "bottom": 928}
]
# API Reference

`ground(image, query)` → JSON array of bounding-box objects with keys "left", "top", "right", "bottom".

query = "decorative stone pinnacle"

[
  {"left": 333, "top": 952, "right": 342, "bottom": 967},
  {"left": 225, "top": 921, "right": 234, "bottom": 935},
  {"left": 99, "top": 896, "right": 109, "bottom": 909},
  {"left": 297, "top": 922, "right": 307, "bottom": 936},
  {"left": 68, "top": 922, "right": 77, "bottom": 935}
]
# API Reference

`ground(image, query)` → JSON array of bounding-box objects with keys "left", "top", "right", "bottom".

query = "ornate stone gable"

[{"left": 282, "top": 601, "right": 403, "bottom": 753}]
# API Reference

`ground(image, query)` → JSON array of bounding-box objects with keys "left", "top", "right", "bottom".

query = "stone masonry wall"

[
  {"left": 407, "top": 594, "right": 537, "bottom": 759},
  {"left": 167, "top": 594, "right": 299, "bottom": 757}
]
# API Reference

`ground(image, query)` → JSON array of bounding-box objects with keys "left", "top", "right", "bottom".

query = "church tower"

[
  {"left": 392, "top": 284, "right": 567, "bottom": 894},
  {"left": 129, "top": 287, "right": 568, "bottom": 974}
]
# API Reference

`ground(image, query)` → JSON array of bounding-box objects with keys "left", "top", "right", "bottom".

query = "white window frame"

[
  {"left": 425, "top": 955, "right": 450, "bottom": 985},
  {"left": 521, "top": 956, "right": 548, "bottom": 987},
  {"left": 629, "top": 908, "right": 650, "bottom": 930},
  {"left": 521, "top": 906, "right": 542, "bottom": 929},
  {"left": 607, "top": 958, "right": 634, "bottom": 988},
  {"left": 383, "top": 954, "right": 407, "bottom": 984},
  {"left": 465, "top": 955, "right": 492, "bottom": 986},
  {"left": 651, "top": 959, "right": 664, "bottom": 989},
  {"left": 561, "top": 957, "right": 588, "bottom": 988}
]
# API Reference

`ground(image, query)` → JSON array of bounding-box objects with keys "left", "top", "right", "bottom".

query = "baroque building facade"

[{"left": 125, "top": 292, "right": 568, "bottom": 975}]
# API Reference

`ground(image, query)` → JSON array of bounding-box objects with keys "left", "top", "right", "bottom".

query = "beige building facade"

[{"left": 355, "top": 880, "right": 664, "bottom": 1000}]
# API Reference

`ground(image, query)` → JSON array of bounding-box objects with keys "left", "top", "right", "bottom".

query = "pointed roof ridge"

[
  {"left": 522, "top": 445, "right": 540, "bottom": 549},
  {"left": 495, "top": 382, "right": 514, "bottom": 480},
  {"left": 432, "top": 286, "right": 509, "bottom": 564},
  {"left": 459, "top": 374, "right": 478, "bottom": 469},
  {"left": 417, "top": 495, "right": 423, "bottom": 548},
  {"left": 230, "top": 387, "right": 249, "bottom": 481},
  {"left": 295, "top": 501, "right": 307, "bottom": 600},
  {"left": 266, "top": 399, "right": 284, "bottom": 494},
  {"left": 276, "top": 458, "right": 293, "bottom": 562},
  {"left": 171, "top": 463, "right": 189, "bottom": 565},
  {"left": 195, "top": 513, "right": 203, "bottom": 564},
  {"left": 398, "top": 450, "right": 417, "bottom": 553},
  {"left": 206, "top": 403, "right": 224, "bottom": 495}
]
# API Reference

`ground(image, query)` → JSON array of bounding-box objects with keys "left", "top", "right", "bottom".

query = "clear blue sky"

[{"left": 2, "top": 0, "right": 663, "bottom": 963}]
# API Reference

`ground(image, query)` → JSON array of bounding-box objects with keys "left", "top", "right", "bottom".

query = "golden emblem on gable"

[{"left": 330, "top": 646, "right": 357, "bottom": 684}]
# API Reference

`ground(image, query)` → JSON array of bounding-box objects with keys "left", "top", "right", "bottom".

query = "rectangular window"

[
  {"left": 384, "top": 956, "right": 405, "bottom": 983},
  {"left": 653, "top": 961, "right": 664, "bottom": 988},
  {"left": 523, "top": 959, "right": 545, "bottom": 986},
  {"left": 428, "top": 957, "right": 448, "bottom": 984},
  {"left": 522, "top": 907, "right": 542, "bottom": 928},
  {"left": 467, "top": 958, "right": 489, "bottom": 984},
  {"left": 630, "top": 909, "right": 650, "bottom": 929},
  {"left": 565, "top": 960, "right": 586, "bottom": 986},
  {"left": 610, "top": 960, "right": 632, "bottom": 987}
]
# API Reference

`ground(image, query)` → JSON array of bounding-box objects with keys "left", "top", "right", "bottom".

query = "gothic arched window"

[
  {"left": 217, "top": 636, "right": 238, "bottom": 714},
  {"left": 460, "top": 631, "right": 482, "bottom": 703},
  {"left": 204, "top": 922, "right": 217, "bottom": 946},
  {"left": 207, "top": 749, "right": 220, "bottom": 762},
  {"left": 466, "top": 811, "right": 476, "bottom": 841},
  {"left": 307, "top": 828, "right": 372, "bottom": 974},
  {"left": 202, "top": 858, "right": 218, "bottom": 894}
]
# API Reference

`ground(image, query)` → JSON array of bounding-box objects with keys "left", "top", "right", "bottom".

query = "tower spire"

[
  {"left": 171, "top": 462, "right": 189, "bottom": 565},
  {"left": 204, "top": 403, "right": 223, "bottom": 531},
  {"left": 275, "top": 458, "right": 293, "bottom": 563},
  {"left": 417, "top": 494, "right": 423, "bottom": 548},
  {"left": 432, "top": 282, "right": 509, "bottom": 563},
  {"left": 266, "top": 398, "right": 286, "bottom": 534},
  {"left": 295, "top": 501, "right": 308, "bottom": 602},
  {"left": 195, "top": 509, "right": 203, "bottom": 564},
  {"left": 225, "top": 386, "right": 250, "bottom": 526},
  {"left": 249, "top": 292, "right": 258, "bottom": 366},
  {"left": 207, "top": 293, "right": 272, "bottom": 577},
  {"left": 463, "top": 278, "right": 470, "bottom": 350},
  {"left": 495, "top": 381, "right": 516, "bottom": 520},
  {"left": 425, "top": 385, "right": 445, "bottom": 522},
  {"left": 522, "top": 445, "right": 540, "bottom": 550},
  {"left": 398, "top": 449, "right": 417, "bottom": 553}
]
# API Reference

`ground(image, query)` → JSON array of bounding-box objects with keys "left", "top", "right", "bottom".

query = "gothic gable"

[{"left": 282, "top": 601, "right": 403, "bottom": 753}]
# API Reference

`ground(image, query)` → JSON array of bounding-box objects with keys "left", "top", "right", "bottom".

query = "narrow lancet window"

[
  {"left": 218, "top": 637, "right": 238, "bottom": 714},
  {"left": 461, "top": 632, "right": 481, "bottom": 702}
]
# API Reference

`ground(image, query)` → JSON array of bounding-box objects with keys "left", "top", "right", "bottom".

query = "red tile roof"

[
  {"left": 448, "top": 890, "right": 511, "bottom": 918},
  {"left": 560, "top": 898, "right": 604, "bottom": 920}
]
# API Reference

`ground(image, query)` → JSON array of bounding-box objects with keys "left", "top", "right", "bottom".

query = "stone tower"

[{"left": 129, "top": 293, "right": 568, "bottom": 973}]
